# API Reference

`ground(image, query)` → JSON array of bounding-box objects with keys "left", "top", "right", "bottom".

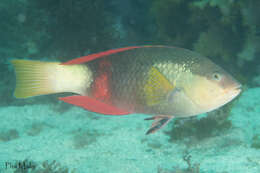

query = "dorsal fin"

[{"left": 62, "top": 46, "right": 142, "bottom": 65}]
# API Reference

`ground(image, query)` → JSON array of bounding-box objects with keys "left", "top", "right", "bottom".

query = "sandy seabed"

[{"left": 0, "top": 88, "right": 260, "bottom": 173}]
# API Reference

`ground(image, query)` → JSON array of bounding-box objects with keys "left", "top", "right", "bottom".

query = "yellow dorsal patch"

[{"left": 143, "top": 67, "right": 174, "bottom": 106}]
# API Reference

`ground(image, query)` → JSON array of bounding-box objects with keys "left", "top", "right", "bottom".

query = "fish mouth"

[
  {"left": 220, "top": 82, "right": 241, "bottom": 101},
  {"left": 226, "top": 83, "right": 242, "bottom": 99},
  {"left": 234, "top": 83, "right": 242, "bottom": 93}
]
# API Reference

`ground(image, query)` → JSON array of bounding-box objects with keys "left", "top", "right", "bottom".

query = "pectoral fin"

[
  {"left": 143, "top": 67, "right": 174, "bottom": 106},
  {"left": 145, "top": 115, "right": 174, "bottom": 135}
]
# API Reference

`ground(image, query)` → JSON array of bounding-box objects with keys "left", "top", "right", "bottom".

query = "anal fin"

[
  {"left": 59, "top": 95, "right": 131, "bottom": 115},
  {"left": 145, "top": 115, "right": 173, "bottom": 135}
]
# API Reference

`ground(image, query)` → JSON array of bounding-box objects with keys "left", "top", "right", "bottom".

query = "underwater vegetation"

[
  {"left": 26, "top": 122, "right": 52, "bottom": 137},
  {"left": 24, "top": 0, "right": 116, "bottom": 60},
  {"left": 108, "top": 0, "right": 156, "bottom": 45},
  {"left": 71, "top": 129, "right": 103, "bottom": 149},
  {"left": 157, "top": 152, "right": 200, "bottom": 173},
  {"left": 251, "top": 134, "right": 260, "bottom": 149},
  {"left": 149, "top": 0, "right": 260, "bottom": 84},
  {"left": 0, "top": 129, "right": 19, "bottom": 142},
  {"left": 150, "top": 0, "right": 207, "bottom": 46},
  {"left": 165, "top": 101, "right": 234, "bottom": 144},
  {"left": 0, "top": 0, "right": 29, "bottom": 58}
]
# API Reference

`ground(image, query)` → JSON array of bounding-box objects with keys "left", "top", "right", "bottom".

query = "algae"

[
  {"left": 72, "top": 129, "right": 103, "bottom": 149},
  {"left": 0, "top": 129, "right": 19, "bottom": 142},
  {"left": 251, "top": 134, "right": 260, "bottom": 149},
  {"left": 157, "top": 152, "right": 200, "bottom": 173},
  {"left": 165, "top": 102, "right": 234, "bottom": 143}
]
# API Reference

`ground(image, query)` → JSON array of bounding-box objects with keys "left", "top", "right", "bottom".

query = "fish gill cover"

[{"left": 0, "top": 0, "right": 260, "bottom": 173}]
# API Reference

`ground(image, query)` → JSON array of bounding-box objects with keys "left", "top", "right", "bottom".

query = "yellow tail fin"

[{"left": 11, "top": 59, "right": 92, "bottom": 98}]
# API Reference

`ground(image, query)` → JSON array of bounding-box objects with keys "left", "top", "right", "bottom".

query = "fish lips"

[{"left": 226, "top": 83, "right": 242, "bottom": 100}]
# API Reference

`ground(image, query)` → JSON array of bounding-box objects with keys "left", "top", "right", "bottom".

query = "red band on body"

[{"left": 92, "top": 60, "right": 112, "bottom": 103}]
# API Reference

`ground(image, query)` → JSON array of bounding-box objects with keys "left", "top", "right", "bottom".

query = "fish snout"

[
  {"left": 233, "top": 82, "right": 242, "bottom": 93},
  {"left": 224, "top": 82, "right": 242, "bottom": 99}
]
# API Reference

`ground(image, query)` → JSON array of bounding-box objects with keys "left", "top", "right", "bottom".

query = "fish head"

[{"left": 182, "top": 63, "right": 242, "bottom": 114}]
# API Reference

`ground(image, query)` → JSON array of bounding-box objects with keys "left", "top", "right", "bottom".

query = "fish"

[{"left": 10, "top": 45, "right": 242, "bottom": 134}]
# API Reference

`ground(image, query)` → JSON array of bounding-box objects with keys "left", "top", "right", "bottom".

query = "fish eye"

[{"left": 212, "top": 72, "right": 221, "bottom": 81}]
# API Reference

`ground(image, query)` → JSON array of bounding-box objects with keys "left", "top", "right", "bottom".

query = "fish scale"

[{"left": 89, "top": 47, "right": 193, "bottom": 112}]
